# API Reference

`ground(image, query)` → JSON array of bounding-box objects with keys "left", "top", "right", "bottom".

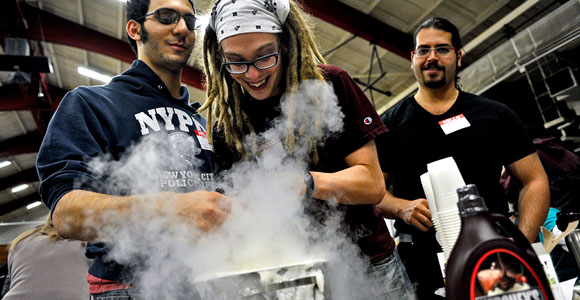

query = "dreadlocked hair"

[{"left": 200, "top": 0, "right": 326, "bottom": 163}]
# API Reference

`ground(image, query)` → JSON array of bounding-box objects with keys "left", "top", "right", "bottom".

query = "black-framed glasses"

[
  {"left": 221, "top": 40, "right": 281, "bottom": 74},
  {"left": 412, "top": 45, "right": 456, "bottom": 57},
  {"left": 137, "top": 8, "right": 198, "bottom": 31}
]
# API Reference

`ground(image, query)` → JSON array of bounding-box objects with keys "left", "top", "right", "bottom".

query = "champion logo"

[{"left": 363, "top": 117, "right": 372, "bottom": 125}]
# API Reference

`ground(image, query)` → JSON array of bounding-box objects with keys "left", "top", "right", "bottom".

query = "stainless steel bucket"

[
  {"left": 565, "top": 229, "right": 580, "bottom": 271},
  {"left": 194, "top": 260, "right": 330, "bottom": 300}
]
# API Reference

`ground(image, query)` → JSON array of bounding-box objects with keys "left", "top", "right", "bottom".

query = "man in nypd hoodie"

[{"left": 36, "top": 0, "right": 232, "bottom": 295}]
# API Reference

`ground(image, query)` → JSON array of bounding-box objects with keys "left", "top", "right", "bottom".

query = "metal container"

[
  {"left": 565, "top": 229, "right": 580, "bottom": 272},
  {"left": 194, "top": 260, "right": 330, "bottom": 300}
]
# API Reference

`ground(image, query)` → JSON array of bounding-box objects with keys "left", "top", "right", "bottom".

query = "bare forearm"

[
  {"left": 517, "top": 179, "right": 550, "bottom": 242},
  {"left": 376, "top": 190, "right": 403, "bottom": 219},
  {"left": 376, "top": 189, "right": 433, "bottom": 231},
  {"left": 507, "top": 153, "right": 550, "bottom": 242},
  {"left": 310, "top": 165, "right": 385, "bottom": 205},
  {"left": 53, "top": 190, "right": 162, "bottom": 241},
  {"left": 53, "top": 189, "right": 230, "bottom": 242}
]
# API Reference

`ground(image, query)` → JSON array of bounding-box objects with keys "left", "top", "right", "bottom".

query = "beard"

[
  {"left": 159, "top": 52, "right": 190, "bottom": 72},
  {"left": 141, "top": 26, "right": 192, "bottom": 72},
  {"left": 424, "top": 75, "right": 446, "bottom": 89},
  {"left": 421, "top": 61, "right": 446, "bottom": 89},
  {"left": 417, "top": 60, "right": 460, "bottom": 89}
]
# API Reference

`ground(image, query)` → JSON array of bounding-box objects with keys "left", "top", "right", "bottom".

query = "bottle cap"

[
  {"left": 457, "top": 184, "right": 488, "bottom": 216},
  {"left": 457, "top": 184, "right": 479, "bottom": 199}
]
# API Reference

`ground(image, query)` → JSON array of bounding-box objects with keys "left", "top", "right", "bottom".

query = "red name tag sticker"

[
  {"left": 194, "top": 130, "right": 213, "bottom": 151},
  {"left": 439, "top": 114, "right": 471, "bottom": 135},
  {"left": 195, "top": 130, "right": 207, "bottom": 138}
]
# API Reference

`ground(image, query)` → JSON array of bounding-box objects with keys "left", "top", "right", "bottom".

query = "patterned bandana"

[{"left": 209, "top": 0, "right": 290, "bottom": 43}]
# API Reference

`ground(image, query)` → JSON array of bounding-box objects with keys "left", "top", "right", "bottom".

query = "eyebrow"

[
  {"left": 150, "top": 6, "right": 195, "bottom": 16},
  {"left": 416, "top": 43, "right": 453, "bottom": 48},
  {"left": 223, "top": 42, "right": 277, "bottom": 59}
]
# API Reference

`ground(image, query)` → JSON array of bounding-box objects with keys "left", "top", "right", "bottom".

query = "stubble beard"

[
  {"left": 160, "top": 52, "right": 190, "bottom": 72},
  {"left": 141, "top": 27, "right": 192, "bottom": 72}
]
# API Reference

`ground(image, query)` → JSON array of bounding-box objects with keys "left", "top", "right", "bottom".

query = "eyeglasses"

[
  {"left": 137, "top": 8, "right": 198, "bottom": 31},
  {"left": 412, "top": 45, "right": 456, "bottom": 57},
  {"left": 221, "top": 40, "right": 281, "bottom": 74}
]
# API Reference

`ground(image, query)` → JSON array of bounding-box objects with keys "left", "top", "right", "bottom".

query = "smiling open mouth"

[{"left": 247, "top": 78, "right": 266, "bottom": 88}]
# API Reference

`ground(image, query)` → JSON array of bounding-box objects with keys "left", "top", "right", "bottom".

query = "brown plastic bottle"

[{"left": 445, "top": 184, "right": 554, "bottom": 300}]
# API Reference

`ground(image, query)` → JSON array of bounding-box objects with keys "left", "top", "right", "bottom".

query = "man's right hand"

[
  {"left": 173, "top": 190, "right": 232, "bottom": 232},
  {"left": 377, "top": 173, "right": 433, "bottom": 232},
  {"left": 397, "top": 198, "right": 433, "bottom": 232},
  {"left": 376, "top": 188, "right": 434, "bottom": 232}
]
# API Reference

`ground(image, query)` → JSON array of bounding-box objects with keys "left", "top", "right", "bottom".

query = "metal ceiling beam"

[
  {"left": 301, "top": 0, "right": 412, "bottom": 60},
  {"left": 0, "top": 1, "right": 60, "bottom": 135},
  {"left": 0, "top": 85, "right": 42, "bottom": 111},
  {"left": 403, "top": 0, "right": 444, "bottom": 33},
  {"left": 463, "top": 0, "right": 540, "bottom": 53},
  {"left": 377, "top": 0, "right": 542, "bottom": 115},
  {"left": 0, "top": 193, "right": 41, "bottom": 217},
  {"left": 363, "top": 0, "right": 383, "bottom": 14},
  {"left": 0, "top": 131, "right": 43, "bottom": 157},
  {"left": 0, "top": 84, "right": 66, "bottom": 111},
  {"left": 76, "top": 0, "right": 91, "bottom": 86},
  {"left": 0, "top": 168, "right": 38, "bottom": 192},
  {"left": 0, "top": 1, "right": 27, "bottom": 39},
  {"left": 0, "top": 168, "right": 40, "bottom": 219},
  {"left": 323, "top": 32, "right": 357, "bottom": 60},
  {"left": 0, "top": 80, "right": 66, "bottom": 137},
  {"left": 10, "top": 3, "right": 204, "bottom": 89}
]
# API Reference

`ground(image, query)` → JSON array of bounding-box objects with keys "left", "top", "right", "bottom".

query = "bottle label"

[
  {"left": 470, "top": 248, "right": 549, "bottom": 300},
  {"left": 475, "top": 287, "right": 542, "bottom": 300}
]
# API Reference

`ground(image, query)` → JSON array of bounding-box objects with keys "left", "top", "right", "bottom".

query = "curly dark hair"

[
  {"left": 414, "top": 17, "right": 463, "bottom": 88},
  {"left": 125, "top": 0, "right": 195, "bottom": 55}
]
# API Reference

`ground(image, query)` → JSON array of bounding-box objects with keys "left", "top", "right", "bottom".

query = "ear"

[
  {"left": 456, "top": 49, "right": 462, "bottom": 68},
  {"left": 127, "top": 20, "right": 142, "bottom": 42}
]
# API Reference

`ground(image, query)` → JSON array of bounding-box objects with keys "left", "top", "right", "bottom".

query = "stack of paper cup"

[
  {"left": 420, "top": 173, "right": 449, "bottom": 256},
  {"left": 425, "top": 157, "right": 465, "bottom": 259}
]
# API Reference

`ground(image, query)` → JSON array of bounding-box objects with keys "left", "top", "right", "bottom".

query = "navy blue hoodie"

[{"left": 37, "top": 60, "right": 215, "bottom": 282}]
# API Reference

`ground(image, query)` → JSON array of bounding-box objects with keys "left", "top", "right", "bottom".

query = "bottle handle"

[{"left": 489, "top": 213, "right": 535, "bottom": 252}]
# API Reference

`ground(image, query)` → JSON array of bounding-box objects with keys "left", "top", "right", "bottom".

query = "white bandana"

[{"left": 209, "top": 0, "right": 290, "bottom": 43}]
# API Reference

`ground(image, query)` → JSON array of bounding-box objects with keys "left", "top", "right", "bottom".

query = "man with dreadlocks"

[{"left": 201, "top": 0, "right": 416, "bottom": 298}]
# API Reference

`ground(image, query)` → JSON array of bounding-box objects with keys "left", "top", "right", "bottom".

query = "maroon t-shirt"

[{"left": 213, "top": 65, "right": 394, "bottom": 263}]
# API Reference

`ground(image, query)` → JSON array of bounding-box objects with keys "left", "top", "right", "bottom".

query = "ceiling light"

[
  {"left": 0, "top": 161, "right": 11, "bottom": 168},
  {"left": 27, "top": 201, "right": 42, "bottom": 210},
  {"left": 11, "top": 184, "right": 29, "bottom": 193},
  {"left": 78, "top": 66, "right": 112, "bottom": 83}
]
